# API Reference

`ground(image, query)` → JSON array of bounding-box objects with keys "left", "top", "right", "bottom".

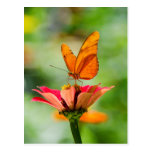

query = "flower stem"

[{"left": 69, "top": 119, "right": 82, "bottom": 144}]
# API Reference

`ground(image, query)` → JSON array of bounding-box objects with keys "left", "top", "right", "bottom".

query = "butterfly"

[{"left": 61, "top": 31, "right": 100, "bottom": 81}]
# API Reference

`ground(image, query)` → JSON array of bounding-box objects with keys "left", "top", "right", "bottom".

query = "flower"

[
  {"left": 54, "top": 110, "right": 108, "bottom": 124},
  {"left": 32, "top": 83, "right": 114, "bottom": 143},
  {"left": 32, "top": 84, "right": 114, "bottom": 119}
]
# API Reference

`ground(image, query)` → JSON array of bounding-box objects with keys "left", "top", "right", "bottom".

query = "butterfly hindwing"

[
  {"left": 61, "top": 43, "right": 76, "bottom": 73},
  {"left": 79, "top": 55, "right": 99, "bottom": 79}
]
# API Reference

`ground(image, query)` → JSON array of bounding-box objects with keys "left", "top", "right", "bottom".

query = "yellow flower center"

[{"left": 61, "top": 83, "right": 71, "bottom": 90}]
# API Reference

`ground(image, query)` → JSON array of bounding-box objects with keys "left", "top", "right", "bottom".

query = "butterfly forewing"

[{"left": 61, "top": 43, "right": 76, "bottom": 73}]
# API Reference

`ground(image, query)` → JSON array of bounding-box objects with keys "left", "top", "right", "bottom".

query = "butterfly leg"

[
  {"left": 66, "top": 77, "right": 69, "bottom": 84},
  {"left": 67, "top": 76, "right": 73, "bottom": 84},
  {"left": 78, "top": 79, "right": 83, "bottom": 86},
  {"left": 74, "top": 79, "right": 76, "bottom": 85}
]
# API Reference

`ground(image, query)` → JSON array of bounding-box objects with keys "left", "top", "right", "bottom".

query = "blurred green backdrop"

[{"left": 24, "top": 7, "right": 127, "bottom": 144}]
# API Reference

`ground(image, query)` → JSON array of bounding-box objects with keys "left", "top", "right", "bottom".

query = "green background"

[{"left": 24, "top": 7, "right": 127, "bottom": 143}]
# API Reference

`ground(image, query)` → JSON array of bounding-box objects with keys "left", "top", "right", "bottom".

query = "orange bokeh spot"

[
  {"left": 80, "top": 110, "right": 108, "bottom": 123},
  {"left": 54, "top": 112, "right": 68, "bottom": 121},
  {"left": 53, "top": 110, "right": 108, "bottom": 124}
]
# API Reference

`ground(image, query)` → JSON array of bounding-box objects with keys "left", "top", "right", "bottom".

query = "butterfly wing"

[
  {"left": 79, "top": 55, "right": 99, "bottom": 79},
  {"left": 61, "top": 43, "right": 76, "bottom": 73},
  {"left": 75, "top": 31, "right": 100, "bottom": 79}
]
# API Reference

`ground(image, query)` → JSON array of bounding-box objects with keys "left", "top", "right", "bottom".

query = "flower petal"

[
  {"left": 80, "top": 84, "right": 102, "bottom": 93},
  {"left": 31, "top": 97, "right": 61, "bottom": 110},
  {"left": 32, "top": 89, "right": 42, "bottom": 94},
  {"left": 32, "top": 97, "right": 52, "bottom": 105},
  {"left": 80, "top": 85, "right": 91, "bottom": 92},
  {"left": 88, "top": 85, "right": 98, "bottom": 93},
  {"left": 76, "top": 92, "right": 93, "bottom": 109},
  {"left": 87, "top": 86, "right": 114, "bottom": 108},
  {"left": 41, "top": 93, "right": 65, "bottom": 111},
  {"left": 80, "top": 110, "right": 108, "bottom": 123},
  {"left": 61, "top": 86, "right": 76, "bottom": 109},
  {"left": 94, "top": 86, "right": 102, "bottom": 93},
  {"left": 88, "top": 83, "right": 102, "bottom": 93},
  {"left": 38, "top": 86, "right": 61, "bottom": 101}
]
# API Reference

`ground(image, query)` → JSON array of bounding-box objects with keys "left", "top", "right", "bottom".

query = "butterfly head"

[{"left": 68, "top": 72, "right": 79, "bottom": 80}]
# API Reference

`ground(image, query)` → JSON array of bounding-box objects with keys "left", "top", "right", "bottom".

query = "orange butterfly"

[{"left": 61, "top": 31, "right": 100, "bottom": 81}]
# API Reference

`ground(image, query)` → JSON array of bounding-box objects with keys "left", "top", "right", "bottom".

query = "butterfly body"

[
  {"left": 68, "top": 72, "right": 79, "bottom": 80},
  {"left": 61, "top": 31, "right": 100, "bottom": 81}
]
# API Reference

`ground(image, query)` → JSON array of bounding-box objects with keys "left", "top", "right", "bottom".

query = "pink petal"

[
  {"left": 88, "top": 85, "right": 98, "bottom": 93},
  {"left": 87, "top": 86, "right": 114, "bottom": 108},
  {"left": 31, "top": 97, "right": 62, "bottom": 111},
  {"left": 38, "top": 86, "right": 61, "bottom": 101},
  {"left": 88, "top": 83, "right": 102, "bottom": 94},
  {"left": 32, "top": 89, "right": 43, "bottom": 94},
  {"left": 76, "top": 92, "right": 93, "bottom": 109},
  {"left": 41, "top": 93, "right": 65, "bottom": 111},
  {"left": 94, "top": 86, "right": 102, "bottom": 93},
  {"left": 32, "top": 97, "right": 52, "bottom": 106},
  {"left": 32, "top": 88, "right": 65, "bottom": 111},
  {"left": 61, "top": 86, "right": 76, "bottom": 109},
  {"left": 80, "top": 85, "right": 92, "bottom": 92},
  {"left": 32, "top": 97, "right": 49, "bottom": 103},
  {"left": 80, "top": 84, "right": 102, "bottom": 93}
]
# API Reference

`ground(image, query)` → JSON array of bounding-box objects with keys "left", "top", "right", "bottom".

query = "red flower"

[{"left": 32, "top": 84, "right": 114, "bottom": 112}]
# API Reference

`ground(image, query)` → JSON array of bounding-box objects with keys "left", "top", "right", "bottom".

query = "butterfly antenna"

[{"left": 49, "top": 65, "right": 68, "bottom": 73}]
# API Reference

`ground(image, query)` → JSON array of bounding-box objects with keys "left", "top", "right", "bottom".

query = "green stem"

[{"left": 69, "top": 119, "right": 82, "bottom": 144}]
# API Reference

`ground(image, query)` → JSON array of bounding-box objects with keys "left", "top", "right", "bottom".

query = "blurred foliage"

[{"left": 24, "top": 7, "right": 127, "bottom": 144}]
